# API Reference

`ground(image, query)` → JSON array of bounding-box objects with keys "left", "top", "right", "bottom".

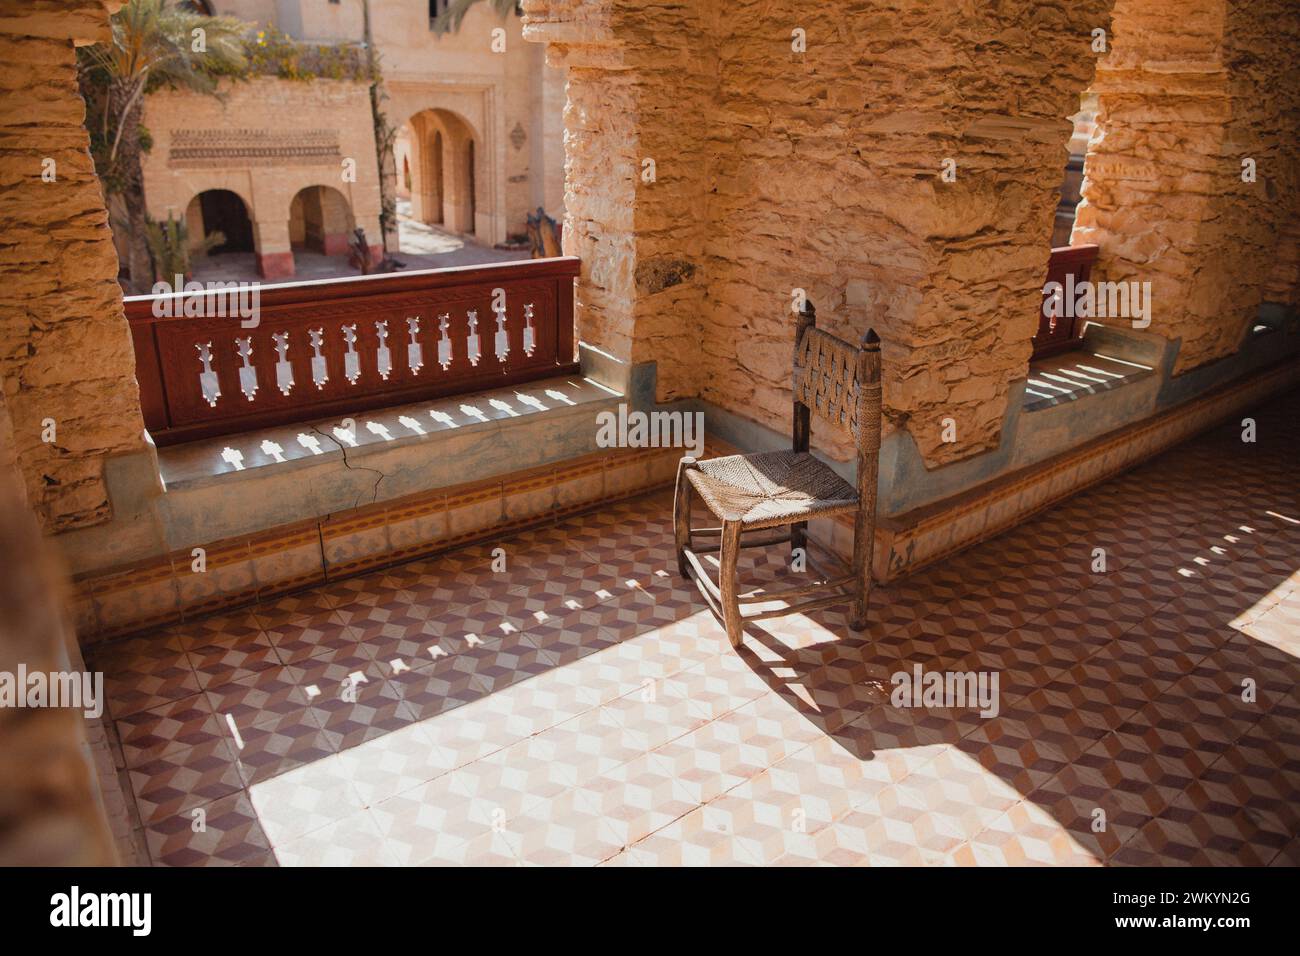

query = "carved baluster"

[
  {"left": 309, "top": 328, "right": 329, "bottom": 389},
  {"left": 493, "top": 301, "right": 509, "bottom": 363},
  {"left": 342, "top": 323, "right": 361, "bottom": 384},
  {"left": 406, "top": 316, "right": 424, "bottom": 375},
  {"left": 196, "top": 341, "right": 221, "bottom": 408},
  {"left": 466, "top": 310, "right": 481, "bottom": 367},
  {"left": 375, "top": 319, "right": 393, "bottom": 380},
  {"left": 235, "top": 337, "right": 258, "bottom": 401},
  {"left": 437, "top": 313, "right": 452, "bottom": 370},
  {"left": 272, "top": 331, "right": 294, "bottom": 396},
  {"left": 523, "top": 303, "right": 536, "bottom": 357}
]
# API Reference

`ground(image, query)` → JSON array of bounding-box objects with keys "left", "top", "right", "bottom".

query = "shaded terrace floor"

[{"left": 93, "top": 392, "right": 1300, "bottom": 865}]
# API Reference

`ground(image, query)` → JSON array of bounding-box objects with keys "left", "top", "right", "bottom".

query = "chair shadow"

[{"left": 719, "top": 397, "right": 1300, "bottom": 865}]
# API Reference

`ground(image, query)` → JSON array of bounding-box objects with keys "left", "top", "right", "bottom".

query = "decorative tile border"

[
  {"left": 72, "top": 363, "right": 1294, "bottom": 643},
  {"left": 867, "top": 363, "right": 1299, "bottom": 580}
]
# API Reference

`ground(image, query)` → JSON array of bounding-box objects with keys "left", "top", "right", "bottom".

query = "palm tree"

[
  {"left": 79, "top": 0, "right": 247, "bottom": 291},
  {"left": 430, "top": 0, "right": 521, "bottom": 36}
]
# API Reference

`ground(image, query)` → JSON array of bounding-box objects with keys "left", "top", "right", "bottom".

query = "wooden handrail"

[{"left": 125, "top": 256, "right": 580, "bottom": 446}]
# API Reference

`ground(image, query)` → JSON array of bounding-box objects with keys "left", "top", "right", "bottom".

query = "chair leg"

[
  {"left": 673, "top": 456, "right": 697, "bottom": 578},
  {"left": 790, "top": 521, "right": 807, "bottom": 566},
  {"left": 850, "top": 510, "right": 873, "bottom": 631},
  {"left": 719, "top": 519, "right": 743, "bottom": 647}
]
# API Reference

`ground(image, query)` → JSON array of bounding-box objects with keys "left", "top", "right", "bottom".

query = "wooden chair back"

[{"left": 792, "top": 301, "right": 881, "bottom": 458}]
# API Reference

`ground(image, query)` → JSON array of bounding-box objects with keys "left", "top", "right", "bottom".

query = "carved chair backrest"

[{"left": 791, "top": 302, "right": 881, "bottom": 461}]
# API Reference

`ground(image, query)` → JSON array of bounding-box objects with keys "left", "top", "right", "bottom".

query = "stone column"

[
  {"left": 522, "top": 0, "right": 715, "bottom": 403},
  {"left": 254, "top": 217, "right": 295, "bottom": 280},
  {"left": 0, "top": 3, "right": 149, "bottom": 531},
  {"left": 0, "top": 0, "right": 125, "bottom": 867},
  {"left": 1073, "top": 0, "right": 1300, "bottom": 372},
  {"left": 525, "top": 0, "right": 1114, "bottom": 467}
]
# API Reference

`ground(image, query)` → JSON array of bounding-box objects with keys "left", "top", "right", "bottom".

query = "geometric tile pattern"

[{"left": 98, "top": 394, "right": 1300, "bottom": 864}]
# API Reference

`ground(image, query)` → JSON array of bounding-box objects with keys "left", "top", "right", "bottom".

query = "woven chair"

[{"left": 673, "top": 302, "right": 882, "bottom": 647}]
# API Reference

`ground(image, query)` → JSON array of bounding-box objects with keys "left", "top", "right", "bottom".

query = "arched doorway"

[
  {"left": 289, "top": 185, "right": 356, "bottom": 260},
  {"left": 407, "top": 107, "right": 479, "bottom": 235},
  {"left": 187, "top": 189, "right": 253, "bottom": 254}
]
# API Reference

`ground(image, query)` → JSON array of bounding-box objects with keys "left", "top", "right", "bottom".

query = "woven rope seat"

[
  {"left": 685, "top": 450, "right": 858, "bottom": 530},
  {"left": 673, "top": 301, "right": 881, "bottom": 646}
]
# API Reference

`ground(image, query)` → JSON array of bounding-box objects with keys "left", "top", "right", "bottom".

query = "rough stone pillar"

[
  {"left": 1073, "top": 0, "right": 1300, "bottom": 371},
  {"left": 525, "top": 0, "right": 1113, "bottom": 467},
  {"left": 522, "top": 0, "right": 715, "bottom": 402},
  {"left": 0, "top": 453, "right": 119, "bottom": 866},
  {"left": 0, "top": 1, "right": 149, "bottom": 531},
  {"left": 0, "top": 0, "right": 123, "bottom": 867}
]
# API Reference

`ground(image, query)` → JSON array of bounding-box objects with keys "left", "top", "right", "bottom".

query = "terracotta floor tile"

[
  {"left": 115, "top": 692, "right": 225, "bottom": 768},
  {"left": 127, "top": 737, "right": 244, "bottom": 825},
  {"left": 107, "top": 397, "right": 1299, "bottom": 865},
  {"left": 246, "top": 753, "right": 366, "bottom": 846},
  {"left": 144, "top": 790, "right": 271, "bottom": 867}
]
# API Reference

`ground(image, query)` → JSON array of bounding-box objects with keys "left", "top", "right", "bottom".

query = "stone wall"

[
  {"left": 0, "top": 0, "right": 121, "bottom": 869},
  {"left": 0, "top": 1, "right": 147, "bottom": 532},
  {"left": 1073, "top": 0, "right": 1300, "bottom": 371},
  {"left": 528, "top": 0, "right": 1300, "bottom": 469},
  {"left": 374, "top": 3, "right": 568, "bottom": 244},
  {"left": 705, "top": 0, "right": 1115, "bottom": 467},
  {"left": 524, "top": 0, "right": 717, "bottom": 401},
  {"left": 528, "top": 0, "right": 1117, "bottom": 468}
]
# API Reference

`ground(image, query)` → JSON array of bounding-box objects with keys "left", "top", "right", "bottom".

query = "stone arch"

[
  {"left": 184, "top": 188, "right": 254, "bottom": 254},
  {"left": 289, "top": 184, "right": 356, "bottom": 258},
  {"left": 407, "top": 107, "right": 480, "bottom": 235}
]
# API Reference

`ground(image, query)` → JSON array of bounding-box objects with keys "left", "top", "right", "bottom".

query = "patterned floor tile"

[
  {"left": 99, "top": 649, "right": 201, "bottom": 720},
  {"left": 227, "top": 707, "right": 336, "bottom": 786},
  {"left": 949, "top": 798, "right": 1102, "bottom": 866},
  {"left": 108, "top": 395, "right": 1299, "bottom": 865},
  {"left": 127, "top": 737, "right": 244, "bottom": 825},
  {"left": 144, "top": 790, "right": 271, "bottom": 867},
  {"left": 511, "top": 789, "right": 627, "bottom": 866},
  {"left": 272, "top": 810, "right": 399, "bottom": 867},
  {"left": 115, "top": 692, "right": 226, "bottom": 768},
  {"left": 334, "top": 721, "right": 447, "bottom": 807},
  {"left": 263, "top": 610, "right": 360, "bottom": 665},
  {"left": 246, "top": 754, "right": 366, "bottom": 846},
  {"left": 187, "top": 632, "right": 281, "bottom": 689}
]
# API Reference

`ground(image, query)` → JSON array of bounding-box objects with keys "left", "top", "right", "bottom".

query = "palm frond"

[
  {"left": 82, "top": 0, "right": 247, "bottom": 93},
  {"left": 430, "top": 0, "right": 520, "bottom": 37}
]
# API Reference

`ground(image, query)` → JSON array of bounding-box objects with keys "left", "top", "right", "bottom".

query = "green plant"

[
  {"left": 244, "top": 27, "right": 371, "bottom": 82},
  {"left": 78, "top": 0, "right": 248, "bottom": 291},
  {"left": 430, "top": 0, "right": 521, "bottom": 36},
  {"left": 145, "top": 213, "right": 223, "bottom": 282}
]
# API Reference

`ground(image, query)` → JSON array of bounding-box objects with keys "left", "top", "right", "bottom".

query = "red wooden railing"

[
  {"left": 126, "top": 257, "right": 580, "bottom": 446},
  {"left": 1031, "top": 243, "right": 1100, "bottom": 359}
]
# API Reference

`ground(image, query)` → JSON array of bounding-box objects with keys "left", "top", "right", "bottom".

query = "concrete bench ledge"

[{"left": 154, "top": 373, "right": 625, "bottom": 550}]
